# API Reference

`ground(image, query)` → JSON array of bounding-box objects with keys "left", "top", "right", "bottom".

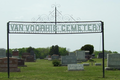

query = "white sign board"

[{"left": 8, "top": 21, "right": 102, "bottom": 34}]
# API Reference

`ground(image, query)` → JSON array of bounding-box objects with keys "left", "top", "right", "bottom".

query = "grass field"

[{"left": 0, "top": 58, "right": 120, "bottom": 80}]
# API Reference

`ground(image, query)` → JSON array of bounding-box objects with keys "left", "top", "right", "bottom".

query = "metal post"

[
  {"left": 7, "top": 22, "right": 10, "bottom": 78},
  {"left": 55, "top": 7, "right": 57, "bottom": 33},
  {"left": 102, "top": 22, "right": 105, "bottom": 78}
]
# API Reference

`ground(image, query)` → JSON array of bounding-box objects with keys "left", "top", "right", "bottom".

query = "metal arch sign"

[
  {"left": 7, "top": 20, "right": 104, "bottom": 78},
  {"left": 7, "top": 6, "right": 104, "bottom": 78},
  {"left": 8, "top": 21, "right": 103, "bottom": 34}
]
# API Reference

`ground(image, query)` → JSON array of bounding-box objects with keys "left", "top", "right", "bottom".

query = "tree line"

[
  {"left": 7, "top": 45, "right": 69, "bottom": 59},
  {"left": 6, "top": 44, "right": 118, "bottom": 59}
]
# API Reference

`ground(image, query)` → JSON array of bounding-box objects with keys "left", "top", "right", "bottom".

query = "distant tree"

[
  {"left": 49, "top": 45, "right": 60, "bottom": 55},
  {"left": 6, "top": 49, "right": 13, "bottom": 57},
  {"left": 59, "top": 47, "right": 69, "bottom": 56},
  {"left": 104, "top": 50, "right": 112, "bottom": 53},
  {"left": 18, "top": 47, "right": 27, "bottom": 57},
  {"left": 49, "top": 45, "right": 55, "bottom": 55},
  {"left": 81, "top": 44, "right": 94, "bottom": 55},
  {"left": 112, "top": 51, "right": 118, "bottom": 54},
  {"left": 26, "top": 46, "right": 35, "bottom": 53},
  {"left": 36, "top": 47, "right": 50, "bottom": 58},
  {"left": 94, "top": 50, "right": 102, "bottom": 57},
  {"left": 54, "top": 45, "right": 59, "bottom": 55}
]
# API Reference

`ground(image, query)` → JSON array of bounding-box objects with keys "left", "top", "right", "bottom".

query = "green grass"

[{"left": 0, "top": 58, "right": 119, "bottom": 80}]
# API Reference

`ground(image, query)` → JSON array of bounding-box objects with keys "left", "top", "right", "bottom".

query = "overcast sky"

[{"left": 0, "top": 0, "right": 120, "bottom": 53}]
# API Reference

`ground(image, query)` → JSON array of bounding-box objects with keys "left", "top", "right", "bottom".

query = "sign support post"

[
  {"left": 102, "top": 22, "right": 104, "bottom": 78},
  {"left": 7, "top": 22, "right": 10, "bottom": 78}
]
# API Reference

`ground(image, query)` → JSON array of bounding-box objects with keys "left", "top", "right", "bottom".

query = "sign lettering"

[{"left": 9, "top": 22, "right": 102, "bottom": 34}]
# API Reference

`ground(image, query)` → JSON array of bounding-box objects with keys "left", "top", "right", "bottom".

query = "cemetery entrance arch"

[
  {"left": 7, "top": 21, "right": 104, "bottom": 78},
  {"left": 7, "top": 7, "right": 104, "bottom": 78}
]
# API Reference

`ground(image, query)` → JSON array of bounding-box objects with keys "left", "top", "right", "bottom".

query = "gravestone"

[
  {"left": 85, "top": 51, "right": 91, "bottom": 60},
  {"left": 18, "top": 59, "right": 27, "bottom": 67},
  {"left": 44, "top": 55, "right": 48, "bottom": 59},
  {"left": 12, "top": 56, "right": 19, "bottom": 59},
  {"left": 68, "top": 64, "right": 84, "bottom": 71},
  {"left": 76, "top": 50, "right": 87, "bottom": 62},
  {"left": 30, "top": 50, "right": 34, "bottom": 56},
  {"left": 26, "top": 55, "right": 34, "bottom": 62},
  {"left": 22, "top": 53, "right": 34, "bottom": 62},
  {"left": 12, "top": 49, "right": 19, "bottom": 56},
  {"left": 69, "top": 52, "right": 76, "bottom": 56},
  {"left": 104, "top": 53, "right": 109, "bottom": 58},
  {"left": 22, "top": 53, "right": 30, "bottom": 61},
  {"left": 48, "top": 58, "right": 51, "bottom": 60},
  {"left": 105, "top": 54, "right": 120, "bottom": 70},
  {"left": 97, "top": 53, "right": 103, "bottom": 58},
  {"left": 0, "top": 48, "right": 6, "bottom": 58},
  {"left": 0, "top": 57, "right": 20, "bottom": 72},
  {"left": 83, "top": 63, "right": 90, "bottom": 66},
  {"left": 34, "top": 54, "right": 36, "bottom": 60},
  {"left": 61, "top": 56, "right": 77, "bottom": 66},
  {"left": 12, "top": 49, "right": 19, "bottom": 59},
  {"left": 30, "top": 50, "right": 36, "bottom": 60},
  {"left": 95, "top": 63, "right": 102, "bottom": 66},
  {"left": 51, "top": 55, "right": 59, "bottom": 60},
  {"left": 98, "top": 52, "right": 109, "bottom": 58},
  {"left": 48, "top": 55, "right": 51, "bottom": 60}
]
